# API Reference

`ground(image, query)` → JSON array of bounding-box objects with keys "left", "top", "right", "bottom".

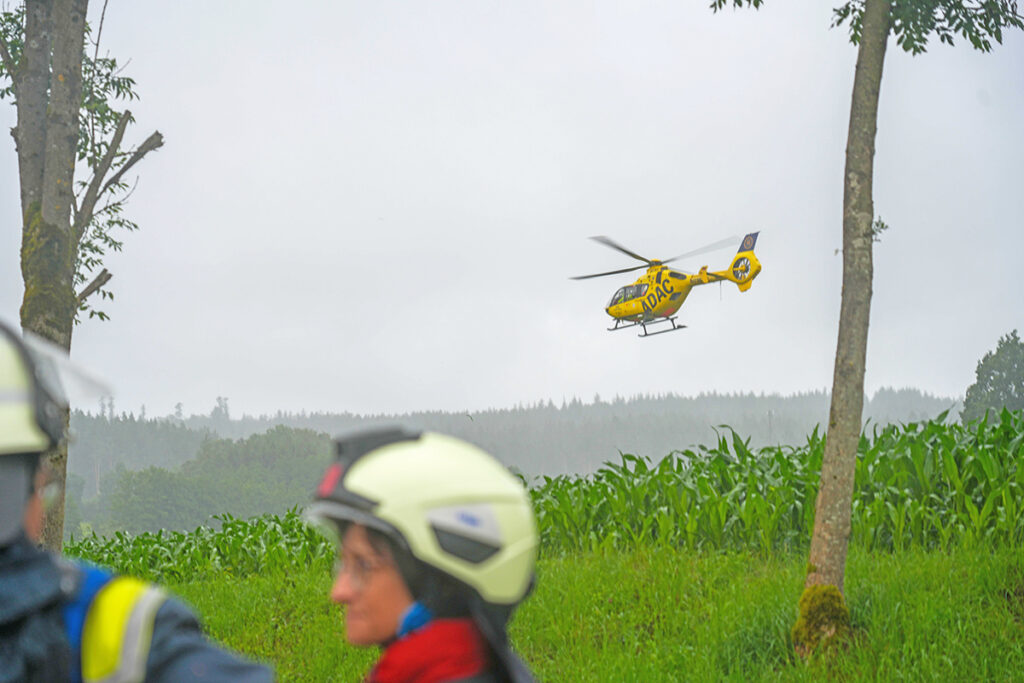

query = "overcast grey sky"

[{"left": 2, "top": 1, "right": 1022, "bottom": 418}]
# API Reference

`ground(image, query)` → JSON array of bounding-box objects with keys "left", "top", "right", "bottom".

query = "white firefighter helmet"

[{"left": 306, "top": 428, "right": 537, "bottom": 608}]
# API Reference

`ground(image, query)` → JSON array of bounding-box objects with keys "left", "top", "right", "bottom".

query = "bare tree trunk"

[
  {"left": 18, "top": 0, "right": 90, "bottom": 550},
  {"left": 793, "top": 0, "right": 890, "bottom": 653}
]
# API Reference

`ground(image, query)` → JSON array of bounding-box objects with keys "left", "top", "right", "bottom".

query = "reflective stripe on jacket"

[
  {"left": 81, "top": 576, "right": 167, "bottom": 683},
  {"left": 63, "top": 560, "right": 273, "bottom": 682},
  {"left": 61, "top": 562, "right": 169, "bottom": 683}
]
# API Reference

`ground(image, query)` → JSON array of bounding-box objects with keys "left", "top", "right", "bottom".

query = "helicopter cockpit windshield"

[{"left": 608, "top": 284, "right": 648, "bottom": 307}]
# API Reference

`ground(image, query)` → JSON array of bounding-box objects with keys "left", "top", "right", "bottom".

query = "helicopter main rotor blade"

[
  {"left": 662, "top": 235, "right": 741, "bottom": 265},
  {"left": 570, "top": 264, "right": 649, "bottom": 280},
  {"left": 589, "top": 236, "right": 653, "bottom": 265}
]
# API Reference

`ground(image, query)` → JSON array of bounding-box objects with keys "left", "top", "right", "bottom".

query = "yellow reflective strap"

[{"left": 81, "top": 576, "right": 168, "bottom": 683}]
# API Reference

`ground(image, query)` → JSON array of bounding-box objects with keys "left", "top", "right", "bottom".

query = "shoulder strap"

[
  {"left": 63, "top": 563, "right": 113, "bottom": 648},
  {"left": 62, "top": 561, "right": 115, "bottom": 683},
  {"left": 80, "top": 575, "right": 168, "bottom": 683}
]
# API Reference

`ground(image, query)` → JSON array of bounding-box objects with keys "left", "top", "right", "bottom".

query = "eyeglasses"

[{"left": 334, "top": 553, "right": 389, "bottom": 593}]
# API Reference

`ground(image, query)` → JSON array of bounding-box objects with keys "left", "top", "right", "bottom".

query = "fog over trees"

[{"left": 66, "top": 388, "right": 956, "bottom": 536}]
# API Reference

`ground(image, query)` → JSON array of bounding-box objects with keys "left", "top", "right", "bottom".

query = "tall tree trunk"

[
  {"left": 15, "top": 0, "right": 50, "bottom": 217},
  {"left": 18, "top": 0, "right": 89, "bottom": 550},
  {"left": 793, "top": 0, "right": 890, "bottom": 652},
  {"left": 807, "top": 0, "right": 890, "bottom": 594}
]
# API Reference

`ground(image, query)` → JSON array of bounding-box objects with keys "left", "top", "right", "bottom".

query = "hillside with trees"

[{"left": 67, "top": 388, "right": 956, "bottom": 536}]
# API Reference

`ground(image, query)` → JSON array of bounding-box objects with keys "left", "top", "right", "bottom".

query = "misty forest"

[
  {"left": 67, "top": 388, "right": 957, "bottom": 536},
  {"left": 3, "top": 0, "right": 1024, "bottom": 681}
]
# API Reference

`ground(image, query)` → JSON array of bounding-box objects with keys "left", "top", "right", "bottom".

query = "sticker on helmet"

[{"left": 427, "top": 503, "right": 503, "bottom": 547}]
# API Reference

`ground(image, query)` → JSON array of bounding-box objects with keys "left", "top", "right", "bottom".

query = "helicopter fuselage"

[{"left": 605, "top": 266, "right": 691, "bottom": 321}]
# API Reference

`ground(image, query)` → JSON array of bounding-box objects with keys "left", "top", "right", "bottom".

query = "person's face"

[
  {"left": 23, "top": 463, "right": 50, "bottom": 543},
  {"left": 329, "top": 524, "right": 414, "bottom": 646}
]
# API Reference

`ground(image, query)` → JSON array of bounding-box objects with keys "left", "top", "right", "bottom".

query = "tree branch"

[
  {"left": 92, "top": 179, "right": 138, "bottom": 219},
  {"left": 74, "top": 109, "right": 131, "bottom": 241},
  {"left": 101, "top": 129, "right": 164, "bottom": 195},
  {"left": 77, "top": 268, "right": 112, "bottom": 304},
  {"left": 88, "top": 0, "right": 111, "bottom": 146},
  {"left": 94, "top": 185, "right": 134, "bottom": 219},
  {"left": 92, "top": 0, "right": 110, "bottom": 63}
]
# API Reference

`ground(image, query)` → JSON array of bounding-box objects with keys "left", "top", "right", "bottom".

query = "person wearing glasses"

[
  {"left": 0, "top": 319, "right": 272, "bottom": 682},
  {"left": 307, "top": 428, "right": 539, "bottom": 682}
]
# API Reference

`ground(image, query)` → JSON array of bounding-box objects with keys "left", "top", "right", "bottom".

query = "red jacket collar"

[{"left": 368, "top": 618, "right": 490, "bottom": 683}]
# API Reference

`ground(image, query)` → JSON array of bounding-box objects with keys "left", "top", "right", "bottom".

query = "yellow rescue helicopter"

[{"left": 572, "top": 232, "right": 761, "bottom": 337}]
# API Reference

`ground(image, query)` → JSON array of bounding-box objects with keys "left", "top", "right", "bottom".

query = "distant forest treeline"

[{"left": 66, "top": 388, "right": 958, "bottom": 537}]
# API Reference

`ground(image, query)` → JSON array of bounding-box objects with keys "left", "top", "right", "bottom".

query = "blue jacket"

[{"left": 0, "top": 535, "right": 272, "bottom": 682}]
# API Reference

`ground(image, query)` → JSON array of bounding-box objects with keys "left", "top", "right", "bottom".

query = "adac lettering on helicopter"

[{"left": 641, "top": 278, "right": 677, "bottom": 313}]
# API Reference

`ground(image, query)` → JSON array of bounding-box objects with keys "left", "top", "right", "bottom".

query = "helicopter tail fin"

[
  {"left": 720, "top": 232, "right": 761, "bottom": 292},
  {"left": 737, "top": 232, "right": 759, "bottom": 254}
]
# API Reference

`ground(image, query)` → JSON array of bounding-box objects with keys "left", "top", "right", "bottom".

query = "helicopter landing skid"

[{"left": 607, "top": 316, "right": 687, "bottom": 337}]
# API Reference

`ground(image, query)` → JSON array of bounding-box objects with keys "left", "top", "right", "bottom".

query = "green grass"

[
  {"left": 166, "top": 545, "right": 1024, "bottom": 682},
  {"left": 168, "top": 570, "right": 375, "bottom": 681}
]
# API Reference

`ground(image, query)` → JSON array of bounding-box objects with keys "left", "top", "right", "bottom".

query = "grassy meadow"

[{"left": 66, "top": 411, "right": 1024, "bottom": 681}]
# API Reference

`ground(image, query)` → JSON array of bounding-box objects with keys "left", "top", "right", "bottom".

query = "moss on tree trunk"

[{"left": 792, "top": 583, "right": 852, "bottom": 656}]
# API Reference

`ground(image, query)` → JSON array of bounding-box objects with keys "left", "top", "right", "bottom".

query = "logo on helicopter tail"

[{"left": 739, "top": 232, "right": 759, "bottom": 252}]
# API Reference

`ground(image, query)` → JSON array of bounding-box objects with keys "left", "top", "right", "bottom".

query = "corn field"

[
  {"left": 67, "top": 410, "right": 1024, "bottom": 581},
  {"left": 66, "top": 509, "right": 334, "bottom": 582},
  {"left": 533, "top": 409, "right": 1024, "bottom": 554}
]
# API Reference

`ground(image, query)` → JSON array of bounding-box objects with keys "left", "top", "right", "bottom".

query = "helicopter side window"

[
  {"left": 618, "top": 285, "right": 646, "bottom": 301},
  {"left": 608, "top": 288, "right": 628, "bottom": 307},
  {"left": 609, "top": 285, "right": 650, "bottom": 306},
  {"left": 624, "top": 285, "right": 647, "bottom": 300}
]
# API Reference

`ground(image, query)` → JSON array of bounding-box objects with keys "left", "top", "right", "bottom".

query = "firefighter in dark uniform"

[{"left": 0, "top": 319, "right": 273, "bottom": 682}]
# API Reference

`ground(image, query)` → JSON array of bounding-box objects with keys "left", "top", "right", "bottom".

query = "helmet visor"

[
  {"left": 20, "top": 331, "right": 111, "bottom": 408},
  {"left": 0, "top": 322, "right": 111, "bottom": 455}
]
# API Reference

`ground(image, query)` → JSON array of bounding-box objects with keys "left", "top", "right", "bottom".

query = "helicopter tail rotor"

[{"left": 721, "top": 232, "right": 761, "bottom": 292}]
